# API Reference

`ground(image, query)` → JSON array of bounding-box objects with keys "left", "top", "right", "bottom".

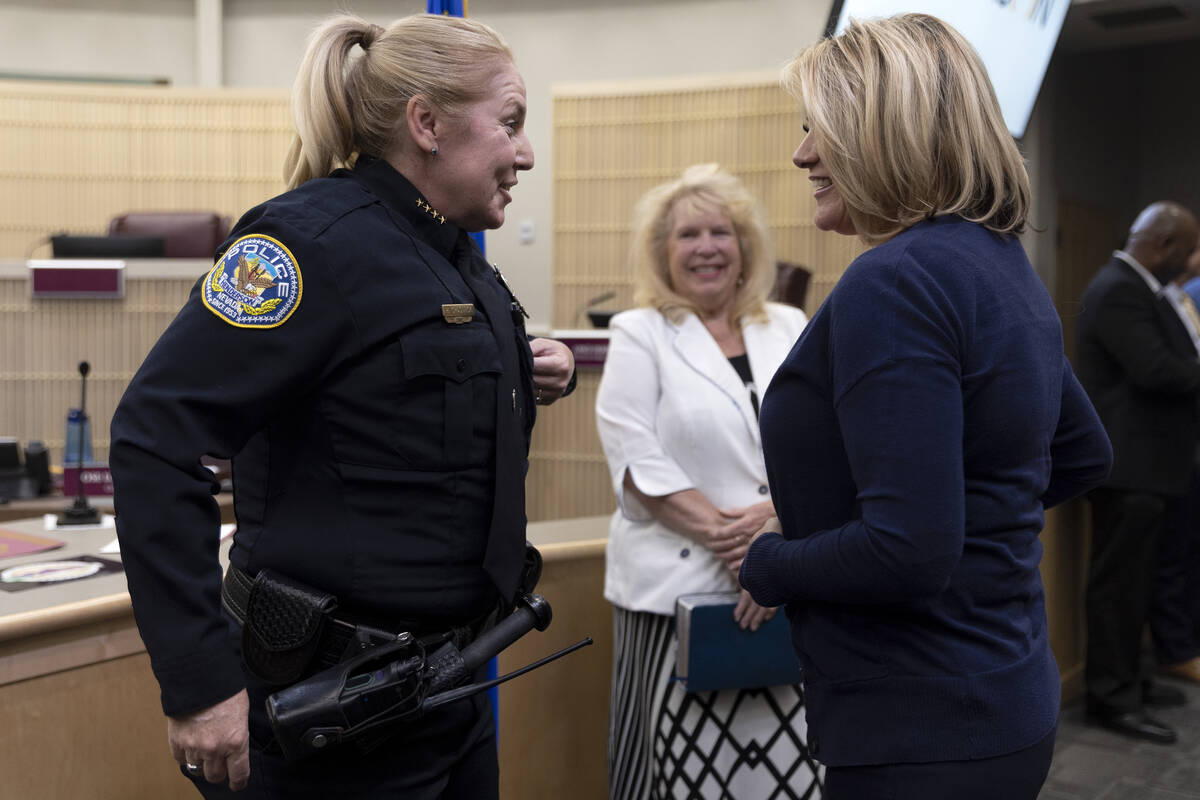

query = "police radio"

[{"left": 265, "top": 592, "right": 590, "bottom": 761}]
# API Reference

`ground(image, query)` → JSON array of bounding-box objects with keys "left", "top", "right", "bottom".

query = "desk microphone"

[
  {"left": 57, "top": 361, "right": 101, "bottom": 526},
  {"left": 574, "top": 290, "right": 616, "bottom": 326}
]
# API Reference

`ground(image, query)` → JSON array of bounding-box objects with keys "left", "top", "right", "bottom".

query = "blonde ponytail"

[{"left": 283, "top": 13, "right": 513, "bottom": 190}]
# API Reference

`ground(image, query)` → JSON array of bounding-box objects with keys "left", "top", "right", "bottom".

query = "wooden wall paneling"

[
  {"left": 1040, "top": 501, "right": 1091, "bottom": 703},
  {"left": 0, "top": 652, "right": 181, "bottom": 800},
  {"left": 1044, "top": 200, "right": 1123, "bottom": 699},
  {"left": 527, "top": 371, "right": 612, "bottom": 522},
  {"left": 0, "top": 80, "right": 290, "bottom": 260},
  {"left": 551, "top": 78, "right": 865, "bottom": 328},
  {"left": 0, "top": 79, "right": 291, "bottom": 468},
  {"left": 498, "top": 551, "right": 612, "bottom": 800},
  {"left": 1056, "top": 201, "right": 1123, "bottom": 364},
  {"left": 1, "top": 274, "right": 200, "bottom": 466}
]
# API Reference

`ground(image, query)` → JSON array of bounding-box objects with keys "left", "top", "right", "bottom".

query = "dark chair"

[
  {"left": 51, "top": 234, "right": 164, "bottom": 258},
  {"left": 771, "top": 261, "right": 812, "bottom": 312},
  {"left": 108, "top": 211, "right": 231, "bottom": 259}
]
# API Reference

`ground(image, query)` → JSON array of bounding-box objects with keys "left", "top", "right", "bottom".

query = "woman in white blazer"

[{"left": 596, "top": 164, "right": 816, "bottom": 800}]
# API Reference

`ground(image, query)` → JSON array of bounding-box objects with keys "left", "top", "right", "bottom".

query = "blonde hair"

[
  {"left": 782, "top": 13, "right": 1030, "bottom": 243},
  {"left": 284, "top": 13, "right": 513, "bottom": 189},
  {"left": 631, "top": 163, "right": 774, "bottom": 326}
]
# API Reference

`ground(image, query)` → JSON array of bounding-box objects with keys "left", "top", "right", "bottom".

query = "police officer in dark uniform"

[{"left": 109, "top": 13, "right": 573, "bottom": 798}]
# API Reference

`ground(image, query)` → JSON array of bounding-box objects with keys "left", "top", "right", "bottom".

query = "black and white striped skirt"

[{"left": 608, "top": 607, "right": 822, "bottom": 800}]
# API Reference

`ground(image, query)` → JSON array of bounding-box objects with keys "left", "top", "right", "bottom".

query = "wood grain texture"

[
  {"left": 0, "top": 652, "right": 183, "bottom": 799},
  {"left": 498, "top": 552, "right": 612, "bottom": 800}
]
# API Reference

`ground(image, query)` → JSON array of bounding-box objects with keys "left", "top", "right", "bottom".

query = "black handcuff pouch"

[{"left": 242, "top": 569, "right": 337, "bottom": 685}]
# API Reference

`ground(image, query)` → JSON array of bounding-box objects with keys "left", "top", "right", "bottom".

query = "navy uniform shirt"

[{"left": 111, "top": 156, "right": 535, "bottom": 716}]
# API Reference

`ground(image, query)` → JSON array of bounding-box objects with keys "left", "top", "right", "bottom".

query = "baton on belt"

[{"left": 265, "top": 592, "right": 592, "bottom": 761}]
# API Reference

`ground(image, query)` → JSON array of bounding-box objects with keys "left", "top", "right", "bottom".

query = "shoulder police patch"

[{"left": 202, "top": 234, "right": 302, "bottom": 328}]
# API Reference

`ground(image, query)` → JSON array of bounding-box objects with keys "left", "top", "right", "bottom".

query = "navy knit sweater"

[{"left": 740, "top": 216, "right": 1111, "bottom": 766}]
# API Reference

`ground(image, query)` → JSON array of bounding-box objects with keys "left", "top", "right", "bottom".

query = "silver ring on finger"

[{"left": 185, "top": 762, "right": 202, "bottom": 776}]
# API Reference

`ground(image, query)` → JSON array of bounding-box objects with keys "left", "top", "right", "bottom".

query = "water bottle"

[{"left": 64, "top": 408, "right": 94, "bottom": 466}]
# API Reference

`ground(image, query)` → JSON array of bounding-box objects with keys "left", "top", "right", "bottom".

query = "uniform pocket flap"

[{"left": 400, "top": 326, "right": 502, "bottom": 383}]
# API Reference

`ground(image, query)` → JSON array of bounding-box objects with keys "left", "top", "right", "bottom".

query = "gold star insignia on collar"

[{"left": 415, "top": 197, "right": 445, "bottom": 223}]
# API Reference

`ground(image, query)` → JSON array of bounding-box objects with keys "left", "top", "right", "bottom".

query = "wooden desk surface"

[
  {"left": 0, "top": 495, "right": 117, "bottom": 523},
  {"left": 0, "top": 516, "right": 134, "bottom": 643},
  {"left": 0, "top": 490, "right": 235, "bottom": 523},
  {"left": 0, "top": 512, "right": 240, "bottom": 645},
  {"left": 0, "top": 512, "right": 609, "bottom": 646},
  {"left": 526, "top": 514, "right": 608, "bottom": 561}
]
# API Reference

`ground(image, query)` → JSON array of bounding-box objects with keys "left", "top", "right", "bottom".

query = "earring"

[{"left": 430, "top": 145, "right": 438, "bottom": 156}]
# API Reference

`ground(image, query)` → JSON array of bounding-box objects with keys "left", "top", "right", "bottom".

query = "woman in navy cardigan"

[{"left": 738, "top": 14, "right": 1113, "bottom": 800}]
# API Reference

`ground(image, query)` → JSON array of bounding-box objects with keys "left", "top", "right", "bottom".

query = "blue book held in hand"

[{"left": 675, "top": 592, "right": 804, "bottom": 692}]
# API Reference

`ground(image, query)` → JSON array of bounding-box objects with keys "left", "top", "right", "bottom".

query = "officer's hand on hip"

[{"left": 169, "top": 688, "right": 251, "bottom": 791}]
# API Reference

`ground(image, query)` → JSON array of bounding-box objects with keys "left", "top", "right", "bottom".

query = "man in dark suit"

[
  {"left": 1076, "top": 201, "right": 1200, "bottom": 744},
  {"left": 1152, "top": 247, "right": 1200, "bottom": 686}
]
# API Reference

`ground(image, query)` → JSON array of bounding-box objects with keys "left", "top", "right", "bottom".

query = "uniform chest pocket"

[{"left": 395, "top": 326, "right": 502, "bottom": 469}]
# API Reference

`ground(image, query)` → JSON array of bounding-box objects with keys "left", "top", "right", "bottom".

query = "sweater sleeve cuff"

[{"left": 738, "top": 531, "right": 788, "bottom": 607}]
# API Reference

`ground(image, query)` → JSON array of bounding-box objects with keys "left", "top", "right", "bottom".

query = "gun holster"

[{"left": 241, "top": 569, "right": 337, "bottom": 685}]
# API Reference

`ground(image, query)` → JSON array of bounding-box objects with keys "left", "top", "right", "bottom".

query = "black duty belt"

[{"left": 221, "top": 565, "right": 484, "bottom": 685}]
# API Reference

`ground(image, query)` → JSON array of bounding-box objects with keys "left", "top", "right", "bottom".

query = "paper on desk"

[
  {"left": 98, "top": 523, "right": 236, "bottom": 554},
  {"left": 0, "top": 529, "right": 64, "bottom": 559},
  {"left": 43, "top": 513, "right": 115, "bottom": 532}
]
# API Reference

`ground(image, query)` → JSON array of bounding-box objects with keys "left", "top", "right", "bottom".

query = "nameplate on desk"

[
  {"left": 27, "top": 259, "right": 125, "bottom": 299},
  {"left": 555, "top": 333, "right": 610, "bottom": 368},
  {"left": 62, "top": 464, "right": 114, "bottom": 497}
]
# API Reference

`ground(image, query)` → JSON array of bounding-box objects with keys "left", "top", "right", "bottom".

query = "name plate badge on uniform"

[{"left": 442, "top": 303, "right": 475, "bottom": 324}]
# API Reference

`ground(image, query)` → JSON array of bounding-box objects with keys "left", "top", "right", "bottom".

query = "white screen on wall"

[{"left": 829, "top": 0, "right": 1070, "bottom": 138}]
